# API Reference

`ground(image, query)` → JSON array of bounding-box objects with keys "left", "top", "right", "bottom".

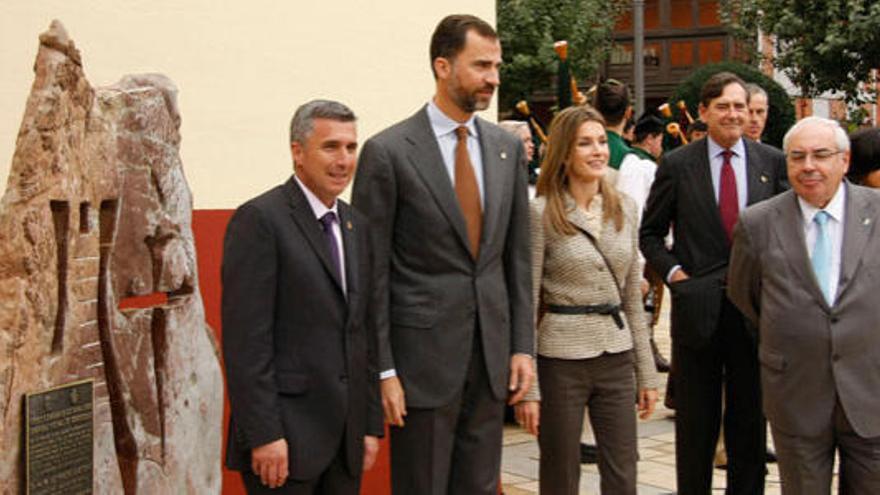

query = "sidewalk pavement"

[{"left": 500, "top": 291, "right": 838, "bottom": 494}]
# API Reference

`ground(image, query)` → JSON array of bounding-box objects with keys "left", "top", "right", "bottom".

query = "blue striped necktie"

[{"left": 811, "top": 210, "right": 832, "bottom": 304}]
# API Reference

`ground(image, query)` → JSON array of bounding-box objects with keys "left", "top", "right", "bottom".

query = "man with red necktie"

[{"left": 640, "top": 72, "right": 787, "bottom": 494}]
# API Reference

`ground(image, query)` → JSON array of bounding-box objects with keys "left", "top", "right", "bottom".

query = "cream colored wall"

[{"left": 0, "top": 1, "right": 496, "bottom": 208}]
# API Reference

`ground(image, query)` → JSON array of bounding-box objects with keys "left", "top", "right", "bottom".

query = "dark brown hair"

[
  {"left": 700, "top": 71, "right": 748, "bottom": 107},
  {"left": 592, "top": 79, "right": 630, "bottom": 127},
  {"left": 430, "top": 14, "right": 497, "bottom": 78},
  {"left": 848, "top": 127, "right": 880, "bottom": 184},
  {"left": 536, "top": 105, "right": 624, "bottom": 234}
]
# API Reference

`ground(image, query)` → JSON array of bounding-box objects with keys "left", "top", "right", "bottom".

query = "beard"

[{"left": 449, "top": 76, "right": 494, "bottom": 113}]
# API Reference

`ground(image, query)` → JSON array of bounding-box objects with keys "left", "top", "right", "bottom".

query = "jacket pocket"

[
  {"left": 390, "top": 306, "right": 435, "bottom": 329},
  {"left": 669, "top": 274, "right": 723, "bottom": 348},
  {"left": 758, "top": 347, "right": 786, "bottom": 372},
  {"left": 275, "top": 371, "right": 310, "bottom": 395}
]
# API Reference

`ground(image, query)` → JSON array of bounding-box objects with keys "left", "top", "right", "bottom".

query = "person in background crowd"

[
  {"left": 222, "top": 100, "right": 382, "bottom": 494},
  {"left": 617, "top": 111, "right": 671, "bottom": 373},
  {"left": 847, "top": 127, "right": 880, "bottom": 188},
  {"left": 618, "top": 111, "right": 664, "bottom": 217},
  {"left": 744, "top": 83, "right": 769, "bottom": 143},
  {"left": 640, "top": 72, "right": 788, "bottom": 495},
  {"left": 622, "top": 116, "right": 636, "bottom": 144},
  {"left": 516, "top": 105, "right": 660, "bottom": 495},
  {"left": 729, "top": 116, "right": 880, "bottom": 494},
  {"left": 593, "top": 79, "right": 634, "bottom": 170},
  {"left": 500, "top": 120, "right": 538, "bottom": 198},
  {"left": 352, "top": 14, "right": 533, "bottom": 494},
  {"left": 499, "top": 120, "right": 536, "bottom": 163},
  {"left": 688, "top": 119, "right": 709, "bottom": 142}
]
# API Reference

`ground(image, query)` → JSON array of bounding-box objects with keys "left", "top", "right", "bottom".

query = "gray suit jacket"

[
  {"left": 352, "top": 106, "right": 533, "bottom": 408},
  {"left": 728, "top": 183, "right": 880, "bottom": 438}
]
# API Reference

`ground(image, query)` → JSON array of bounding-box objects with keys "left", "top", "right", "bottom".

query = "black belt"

[{"left": 546, "top": 304, "right": 625, "bottom": 329}]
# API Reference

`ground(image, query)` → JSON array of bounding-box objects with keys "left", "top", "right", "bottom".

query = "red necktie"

[
  {"left": 719, "top": 149, "right": 739, "bottom": 243},
  {"left": 455, "top": 126, "right": 482, "bottom": 258}
]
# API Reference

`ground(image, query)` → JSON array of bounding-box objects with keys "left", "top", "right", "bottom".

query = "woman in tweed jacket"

[{"left": 514, "top": 106, "right": 661, "bottom": 494}]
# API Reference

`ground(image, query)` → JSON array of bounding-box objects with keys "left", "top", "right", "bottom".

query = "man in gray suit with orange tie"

[
  {"left": 352, "top": 14, "right": 533, "bottom": 495},
  {"left": 729, "top": 116, "right": 880, "bottom": 494}
]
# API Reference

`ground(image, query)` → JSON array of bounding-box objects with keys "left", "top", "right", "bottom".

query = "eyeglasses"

[{"left": 787, "top": 149, "right": 843, "bottom": 165}]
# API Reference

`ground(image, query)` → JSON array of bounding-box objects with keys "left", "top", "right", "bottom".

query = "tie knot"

[
  {"left": 455, "top": 125, "right": 469, "bottom": 142},
  {"left": 721, "top": 149, "right": 734, "bottom": 160},
  {"left": 814, "top": 210, "right": 830, "bottom": 226},
  {"left": 319, "top": 211, "right": 337, "bottom": 230}
]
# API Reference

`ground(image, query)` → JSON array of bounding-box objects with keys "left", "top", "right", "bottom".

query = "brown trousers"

[{"left": 538, "top": 351, "right": 638, "bottom": 495}]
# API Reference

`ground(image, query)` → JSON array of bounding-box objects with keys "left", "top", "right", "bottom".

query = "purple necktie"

[
  {"left": 719, "top": 149, "right": 739, "bottom": 243},
  {"left": 318, "top": 212, "right": 341, "bottom": 281}
]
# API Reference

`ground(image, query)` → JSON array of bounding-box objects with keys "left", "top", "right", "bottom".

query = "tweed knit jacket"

[{"left": 524, "top": 192, "right": 662, "bottom": 401}]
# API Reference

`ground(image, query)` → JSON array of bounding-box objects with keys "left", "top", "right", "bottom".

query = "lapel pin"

[
  {"left": 500, "top": 151, "right": 507, "bottom": 160},
  {"left": 346, "top": 220, "right": 353, "bottom": 230},
  {"left": 863, "top": 218, "right": 871, "bottom": 226},
  {"left": 760, "top": 175, "right": 769, "bottom": 183}
]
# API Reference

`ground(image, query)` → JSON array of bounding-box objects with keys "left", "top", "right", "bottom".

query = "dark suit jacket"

[
  {"left": 728, "top": 184, "right": 880, "bottom": 438},
  {"left": 639, "top": 138, "right": 787, "bottom": 347},
  {"left": 352, "top": 106, "right": 533, "bottom": 408},
  {"left": 222, "top": 177, "right": 382, "bottom": 480}
]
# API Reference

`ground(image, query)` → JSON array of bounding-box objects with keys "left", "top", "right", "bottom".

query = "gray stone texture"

[{"left": 0, "top": 20, "right": 223, "bottom": 494}]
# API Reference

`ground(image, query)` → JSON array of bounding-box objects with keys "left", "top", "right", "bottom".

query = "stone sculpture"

[{"left": 0, "top": 20, "right": 223, "bottom": 494}]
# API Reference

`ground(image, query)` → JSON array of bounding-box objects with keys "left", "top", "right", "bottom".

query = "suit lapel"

[
  {"left": 773, "top": 191, "right": 828, "bottom": 308},
  {"left": 744, "top": 140, "right": 774, "bottom": 206},
  {"left": 338, "top": 202, "right": 358, "bottom": 301},
  {"left": 689, "top": 140, "right": 728, "bottom": 240},
  {"left": 476, "top": 118, "right": 505, "bottom": 262},
  {"left": 837, "top": 183, "right": 875, "bottom": 302},
  {"left": 285, "top": 179, "right": 345, "bottom": 293},
  {"left": 404, "top": 107, "right": 472, "bottom": 257}
]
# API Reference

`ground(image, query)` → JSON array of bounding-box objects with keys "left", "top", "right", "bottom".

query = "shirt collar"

[
  {"left": 798, "top": 181, "right": 846, "bottom": 226},
  {"left": 707, "top": 135, "right": 745, "bottom": 159},
  {"left": 427, "top": 99, "right": 477, "bottom": 139},
  {"left": 293, "top": 175, "right": 338, "bottom": 220}
]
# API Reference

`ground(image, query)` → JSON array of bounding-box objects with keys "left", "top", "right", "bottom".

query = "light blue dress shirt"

[
  {"left": 707, "top": 136, "right": 748, "bottom": 212},
  {"left": 426, "top": 100, "right": 486, "bottom": 207},
  {"left": 798, "top": 184, "right": 845, "bottom": 304}
]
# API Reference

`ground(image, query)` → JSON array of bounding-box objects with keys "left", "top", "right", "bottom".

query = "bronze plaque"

[{"left": 25, "top": 379, "right": 94, "bottom": 495}]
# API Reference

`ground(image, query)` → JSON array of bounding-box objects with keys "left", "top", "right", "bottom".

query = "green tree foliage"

[
  {"left": 497, "top": 0, "right": 629, "bottom": 111},
  {"left": 671, "top": 62, "right": 796, "bottom": 148},
  {"left": 720, "top": 0, "right": 880, "bottom": 106}
]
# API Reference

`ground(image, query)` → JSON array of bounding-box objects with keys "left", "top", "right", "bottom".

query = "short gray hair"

[
  {"left": 744, "top": 83, "right": 768, "bottom": 101},
  {"left": 782, "top": 116, "right": 850, "bottom": 154},
  {"left": 289, "top": 99, "right": 356, "bottom": 144},
  {"left": 498, "top": 120, "right": 528, "bottom": 135}
]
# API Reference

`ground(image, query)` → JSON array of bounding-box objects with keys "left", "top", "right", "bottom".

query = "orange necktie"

[{"left": 454, "top": 126, "right": 482, "bottom": 258}]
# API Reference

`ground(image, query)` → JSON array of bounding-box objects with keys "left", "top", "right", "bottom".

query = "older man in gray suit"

[
  {"left": 728, "top": 116, "right": 880, "bottom": 494},
  {"left": 352, "top": 14, "right": 533, "bottom": 495}
]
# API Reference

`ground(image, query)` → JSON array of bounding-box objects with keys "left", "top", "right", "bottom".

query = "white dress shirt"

[
  {"left": 426, "top": 99, "right": 486, "bottom": 207},
  {"left": 798, "top": 184, "right": 846, "bottom": 303},
  {"left": 294, "top": 175, "right": 346, "bottom": 295}
]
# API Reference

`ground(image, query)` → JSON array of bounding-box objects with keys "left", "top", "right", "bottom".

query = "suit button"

[
  {"left": 597, "top": 266, "right": 605, "bottom": 272},
  {"left": 830, "top": 316, "right": 839, "bottom": 324},
  {"left": 339, "top": 375, "right": 348, "bottom": 383},
  {"left": 832, "top": 354, "right": 840, "bottom": 362}
]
